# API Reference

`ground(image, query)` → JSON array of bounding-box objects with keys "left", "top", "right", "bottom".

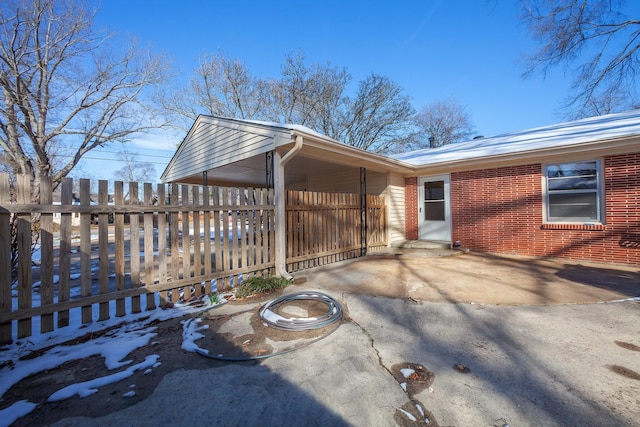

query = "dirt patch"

[
  {"left": 390, "top": 363, "right": 438, "bottom": 426},
  {"left": 453, "top": 363, "right": 471, "bottom": 374},
  {"left": 194, "top": 297, "right": 345, "bottom": 360},
  {"left": 390, "top": 362, "right": 435, "bottom": 395}
]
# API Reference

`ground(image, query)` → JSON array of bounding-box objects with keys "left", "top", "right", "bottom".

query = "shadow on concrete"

[{"left": 301, "top": 252, "right": 638, "bottom": 425}]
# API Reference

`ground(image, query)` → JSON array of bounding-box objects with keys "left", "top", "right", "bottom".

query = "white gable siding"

[
  {"left": 387, "top": 172, "right": 405, "bottom": 245},
  {"left": 163, "top": 118, "right": 290, "bottom": 183}
]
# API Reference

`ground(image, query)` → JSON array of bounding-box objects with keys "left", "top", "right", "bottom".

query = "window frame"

[{"left": 543, "top": 159, "right": 604, "bottom": 224}]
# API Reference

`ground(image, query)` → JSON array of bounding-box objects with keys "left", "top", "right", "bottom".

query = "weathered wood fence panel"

[
  {"left": 285, "top": 190, "right": 387, "bottom": 271},
  {"left": 0, "top": 174, "right": 276, "bottom": 344}
]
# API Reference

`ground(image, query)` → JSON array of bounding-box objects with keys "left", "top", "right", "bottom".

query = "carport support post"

[{"left": 273, "top": 136, "right": 302, "bottom": 280}]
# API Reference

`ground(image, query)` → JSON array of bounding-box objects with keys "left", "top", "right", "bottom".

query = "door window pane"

[
  {"left": 425, "top": 201, "right": 445, "bottom": 221},
  {"left": 424, "top": 181, "right": 444, "bottom": 201}
]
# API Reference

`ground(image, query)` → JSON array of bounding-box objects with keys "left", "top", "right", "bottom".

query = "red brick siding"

[
  {"left": 442, "top": 153, "right": 640, "bottom": 265},
  {"left": 405, "top": 177, "right": 418, "bottom": 240},
  {"left": 451, "top": 164, "right": 542, "bottom": 256}
]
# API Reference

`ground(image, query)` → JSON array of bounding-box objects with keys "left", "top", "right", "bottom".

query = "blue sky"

[{"left": 80, "top": 0, "right": 576, "bottom": 181}]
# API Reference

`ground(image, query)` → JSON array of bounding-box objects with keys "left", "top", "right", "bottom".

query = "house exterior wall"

[
  {"left": 451, "top": 164, "right": 542, "bottom": 255},
  {"left": 441, "top": 152, "right": 639, "bottom": 265},
  {"left": 403, "top": 151, "right": 639, "bottom": 265},
  {"left": 387, "top": 172, "right": 406, "bottom": 245}
]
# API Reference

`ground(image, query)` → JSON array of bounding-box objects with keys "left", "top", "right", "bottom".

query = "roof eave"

[
  {"left": 288, "top": 128, "right": 415, "bottom": 173},
  {"left": 410, "top": 135, "right": 640, "bottom": 175}
]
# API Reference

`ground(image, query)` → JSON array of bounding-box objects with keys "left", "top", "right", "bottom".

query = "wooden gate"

[{"left": 285, "top": 190, "right": 387, "bottom": 271}]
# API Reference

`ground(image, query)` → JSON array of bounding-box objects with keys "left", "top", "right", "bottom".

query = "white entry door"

[{"left": 418, "top": 175, "right": 451, "bottom": 242}]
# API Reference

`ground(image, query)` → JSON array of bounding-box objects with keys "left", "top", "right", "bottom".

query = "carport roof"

[{"left": 160, "top": 115, "right": 413, "bottom": 186}]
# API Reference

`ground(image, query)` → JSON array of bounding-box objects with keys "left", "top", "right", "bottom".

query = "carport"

[{"left": 160, "top": 115, "right": 413, "bottom": 277}]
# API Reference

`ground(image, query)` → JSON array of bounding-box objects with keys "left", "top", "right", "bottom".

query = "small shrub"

[
  {"left": 207, "top": 293, "right": 220, "bottom": 305},
  {"left": 235, "top": 275, "right": 292, "bottom": 298}
]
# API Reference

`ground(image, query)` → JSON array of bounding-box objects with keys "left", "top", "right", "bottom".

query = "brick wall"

[
  {"left": 444, "top": 152, "right": 640, "bottom": 265},
  {"left": 451, "top": 164, "right": 542, "bottom": 256},
  {"left": 405, "top": 177, "right": 418, "bottom": 240}
]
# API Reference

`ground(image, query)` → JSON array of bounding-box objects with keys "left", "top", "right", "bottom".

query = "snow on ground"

[
  {"left": 1, "top": 221, "right": 253, "bottom": 425},
  {"left": 0, "top": 293, "right": 225, "bottom": 427}
]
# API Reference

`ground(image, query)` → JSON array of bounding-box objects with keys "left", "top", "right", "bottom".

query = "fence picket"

[
  {"left": 40, "top": 176, "right": 54, "bottom": 333},
  {"left": 181, "top": 185, "right": 192, "bottom": 300},
  {"left": 222, "top": 187, "right": 231, "bottom": 290},
  {"left": 80, "top": 179, "right": 93, "bottom": 323},
  {"left": 194, "top": 186, "right": 204, "bottom": 297},
  {"left": 202, "top": 185, "right": 212, "bottom": 294},
  {"left": 114, "top": 181, "right": 126, "bottom": 317},
  {"left": 212, "top": 186, "right": 222, "bottom": 281},
  {"left": 144, "top": 183, "right": 156, "bottom": 309},
  {"left": 170, "top": 183, "right": 180, "bottom": 293},
  {"left": 0, "top": 173, "right": 12, "bottom": 343},
  {"left": 58, "top": 178, "right": 72, "bottom": 327},
  {"left": 157, "top": 184, "right": 168, "bottom": 304},
  {"left": 98, "top": 180, "right": 110, "bottom": 321},
  {"left": 17, "top": 175, "right": 33, "bottom": 338},
  {"left": 129, "top": 182, "right": 141, "bottom": 314}
]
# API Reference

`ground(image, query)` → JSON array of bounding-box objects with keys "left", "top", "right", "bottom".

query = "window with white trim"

[{"left": 545, "top": 160, "right": 601, "bottom": 222}]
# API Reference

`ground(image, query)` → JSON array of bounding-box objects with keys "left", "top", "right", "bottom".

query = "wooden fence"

[
  {"left": 285, "top": 190, "right": 387, "bottom": 271},
  {"left": 0, "top": 174, "right": 276, "bottom": 344},
  {"left": 0, "top": 174, "right": 387, "bottom": 344}
]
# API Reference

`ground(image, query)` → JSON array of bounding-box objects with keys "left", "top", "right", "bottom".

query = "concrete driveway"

[{"left": 43, "top": 251, "right": 640, "bottom": 427}]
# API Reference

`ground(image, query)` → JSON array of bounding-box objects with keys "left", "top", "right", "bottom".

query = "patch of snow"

[
  {"left": 47, "top": 355, "right": 158, "bottom": 402},
  {"left": 0, "top": 296, "right": 223, "bottom": 423},
  {"left": 395, "top": 406, "right": 417, "bottom": 421},
  {"left": 0, "top": 401, "right": 38, "bottom": 427},
  {"left": 400, "top": 368, "right": 415, "bottom": 378},
  {"left": 181, "top": 318, "right": 208, "bottom": 353}
]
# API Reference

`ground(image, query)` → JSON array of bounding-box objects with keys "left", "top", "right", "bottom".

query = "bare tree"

[
  {"left": 112, "top": 149, "right": 157, "bottom": 183},
  {"left": 338, "top": 74, "right": 416, "bottom": 153},
  {"left": 521, "top": 0, "right": 639, "bottom": 118},
  {"left": 413, "top": 98, "right": 475, "bottom": 149},
  {"left": 265, "top": 51, "right": 351, "bottom": 134},
  {"left": 158, "top": 50, "right": 272, "bottom": 133},
  {"left": 163, "top": 51, "right": 414, "bottom": 153},
  {"left": 0, "top": 0, "right": 168, "bottom": 202}
]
